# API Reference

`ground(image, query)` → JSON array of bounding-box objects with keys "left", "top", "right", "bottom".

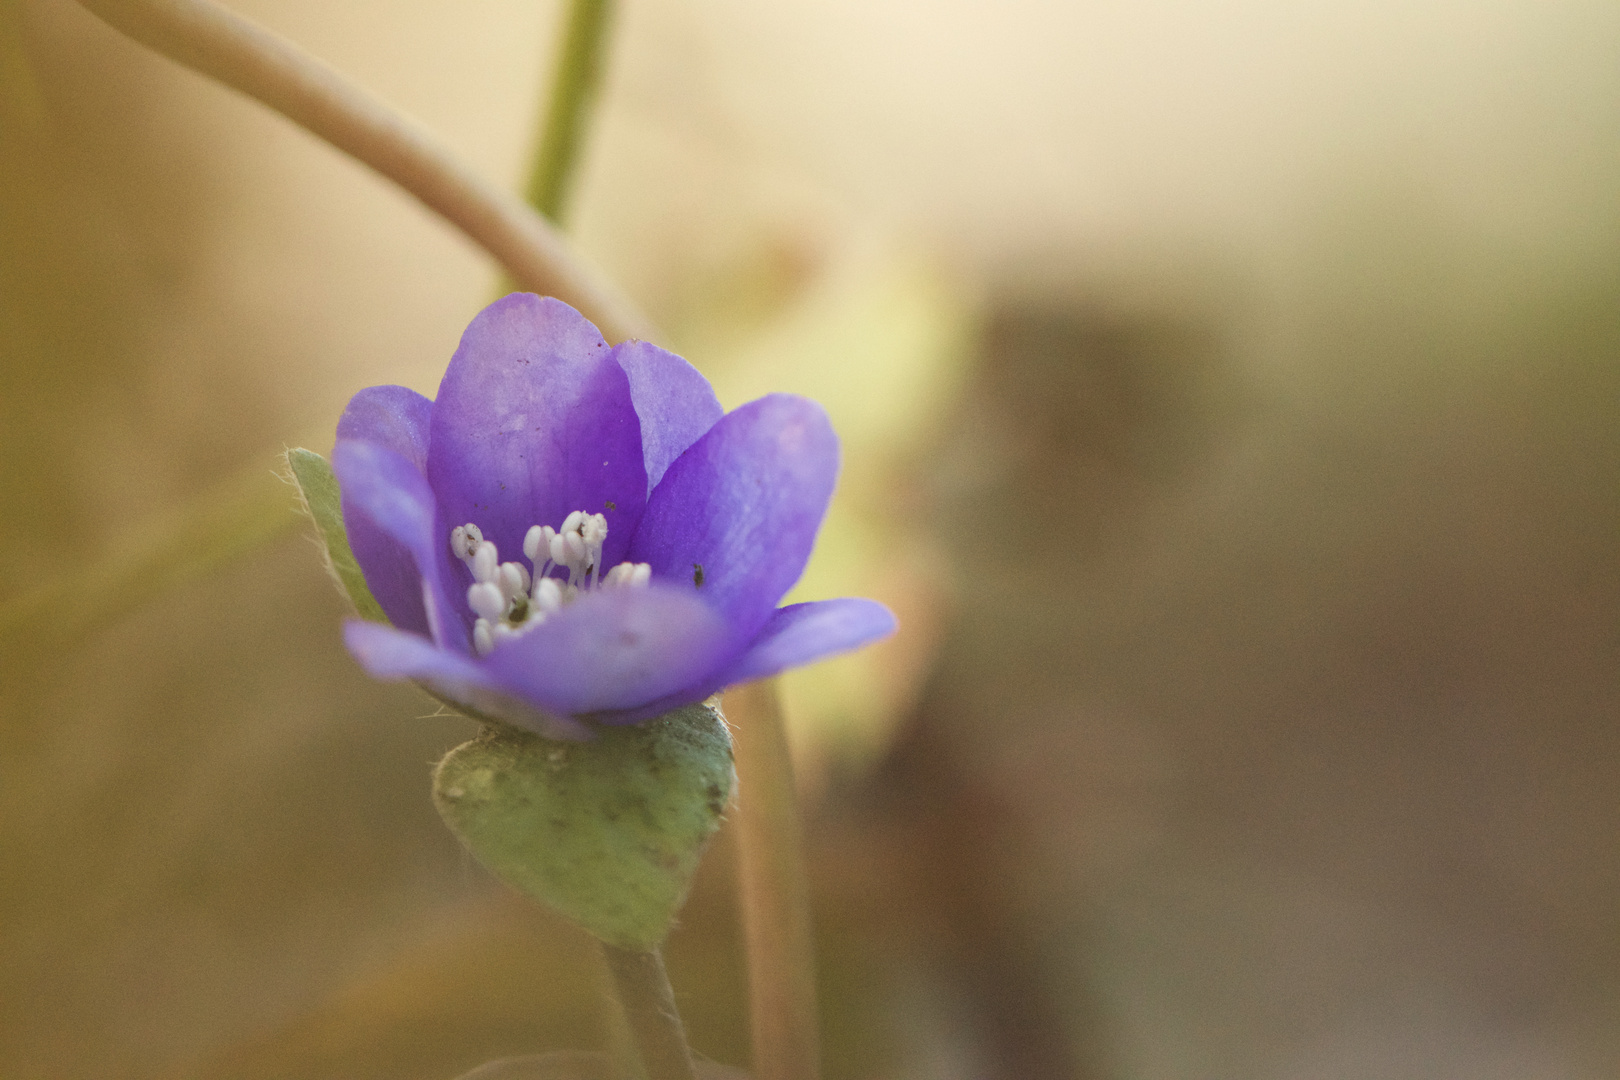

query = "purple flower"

[{"left": 332, "top": 293, "right": 896, "bottom": 739}]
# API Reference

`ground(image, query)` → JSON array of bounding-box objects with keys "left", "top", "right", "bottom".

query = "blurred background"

[{"left": 2, "top": 0, "right": 1618, "bottom": 1076}]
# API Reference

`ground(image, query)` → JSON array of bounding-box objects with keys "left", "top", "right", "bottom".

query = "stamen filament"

[{"left": 452, "top": 512, "right": 651, "bottom": 656}]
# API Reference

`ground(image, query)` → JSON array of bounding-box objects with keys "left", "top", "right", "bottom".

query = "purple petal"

[
  {"left": 336, "top": 387, "right": 435, "bottom": 631},
  {"left": 717, "top": 598, "right": 897, "bottom": 684},
  {"left": 343, "top": 621, "right": 588, "bottom": 740},
  {"left": 481, "top": 585, "right": 732, "bottom": 716},
  {"left": 427, "top": 294, "right": 648, "bottom": 574},
  {"left": 613, "top": 339, "right": 723, "bottom": 490},
  {"left": 630, "top": 394, "right": 839, "bottom": 645},
  {"left": 332, "top": 440, "right": 468, "bottom": 653},
  {"left": 593, "top": 597, "right": 896, "bottom": 726},
  {"left": 336, "top": 385, "right": 433, "bottom": 469}
]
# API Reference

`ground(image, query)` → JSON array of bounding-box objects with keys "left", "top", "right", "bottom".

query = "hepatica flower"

[{"left": 332, "top": 294, "right": 896, "bottom": 739}]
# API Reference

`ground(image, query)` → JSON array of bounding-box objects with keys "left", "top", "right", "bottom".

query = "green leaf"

[
  {"left": 432, "top": 703, "right": 735, "bottom": 950},
  {"left": 286, "top": 447, "right": 387, "bottom": 622}
]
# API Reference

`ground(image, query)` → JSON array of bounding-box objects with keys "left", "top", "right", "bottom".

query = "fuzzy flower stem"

[
  {"left": 600, "top": 944, "right": 698, "bottom": 1080},
  {"left": 526, "top": 0, "right": 614, "bottom": 224},
  {"left": 74, "top": 0, "right": 653, "bottom": 344},
  {"left": 728, "top": 679, "right": 821, "bottom": 1080}
]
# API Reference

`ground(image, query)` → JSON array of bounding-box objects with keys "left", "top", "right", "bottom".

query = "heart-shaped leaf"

[{"left": 433, "top": 703, "right": 735, "bottom": 949}]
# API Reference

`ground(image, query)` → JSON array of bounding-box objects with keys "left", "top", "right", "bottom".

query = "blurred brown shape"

[{"left": 863, "top": 250, "right": 1620, "bottom": 1077}]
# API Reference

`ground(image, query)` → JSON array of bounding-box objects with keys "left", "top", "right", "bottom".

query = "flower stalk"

[
  {"left": 727, "top": 680, "right": 821, "bottom": 1080},
  {"left": 600, "top": 944, "right": 699, "bottom": 1080},
  {"left": 73, "top": 0, "right": 652, "bottom": 343}
]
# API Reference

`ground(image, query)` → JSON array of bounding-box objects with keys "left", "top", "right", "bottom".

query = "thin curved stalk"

[
  {"left": 726, "top": 679, "right": 820, "bottom": 1080},
  {"left": 74, "top": 0, "right": 653, "bottom": 343}
]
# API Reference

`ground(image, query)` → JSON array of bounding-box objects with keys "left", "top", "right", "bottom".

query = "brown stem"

[
  {"left": 73, "top": 0, "right": 653, "bottom": 343},
  {"left": 726, "top": 680, "right": 820, "bottom": 1080},
  {"left": 599, "top": 944, "right": 698, "bottom": 1080}
]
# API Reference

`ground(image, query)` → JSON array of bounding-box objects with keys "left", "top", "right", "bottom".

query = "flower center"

[{"left": 450, "top": 512, "right": 650, "bottom": 656}]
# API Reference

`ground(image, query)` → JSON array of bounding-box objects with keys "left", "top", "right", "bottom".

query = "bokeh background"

[{"left": 3, "top": 0, "right": 1618, "bottom": 1077}]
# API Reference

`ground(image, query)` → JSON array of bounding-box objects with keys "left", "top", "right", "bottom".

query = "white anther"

[
  {"left": 583, "top": 514, "right": 607, "bottom": 585},
  {"left": 533, "top": 576, "right": 562, "bottom": 613},
  {"left": 452, "top": 523, "right": 483, "bottom": 562},
  {"left": 468, "top": 581, "right": 507, "bottom": 622},
  {"left": 471, "top": 541, "right": 498, "bottom": 583},
  {"left": 528, "top": 525, "right": 558, "bottom": 580},
  {"left": 455, "top": 511, "right": 634, "bottom": 636},
  {"left": 602, "top": 561, "right": 650, "bottom": 589},
  {"left": 561, "top": 530, "right": 587, "bottom": 569},
  {"left": 498, "top": 562, "right": 528, "bottom": 602}
]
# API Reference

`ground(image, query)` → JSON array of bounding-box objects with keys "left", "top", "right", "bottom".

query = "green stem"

[
  {"left": 727, "top": 680, "right": 821, "bottom": 1080},
  {"left": 599, "top": 944, "right": 699, "bottom": 1080},
  {"left": 526, "top": 0, "right": 614, "bottom": 224}
]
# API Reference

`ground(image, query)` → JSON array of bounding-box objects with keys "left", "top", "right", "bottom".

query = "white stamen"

[
  {"left": 533, "top": 576, "right": 562, "bottom": 613},
  {"left": 602, "top": 561, "right": 653, "bottom": 588},
  {"left": 471, "top": 541, "right": 498, "bottom": 583},
  {"left": 561, "top": 530, "right": 586, "bottom": 575},
  {"left": 468, "top": 581, "right": 507, "bottom": 622},
  {"left": 451, "top": 523, "right": 484, "bottom": 562},
  {"left": 451, "top": 511, "right": 656, "bottom": 656},
  {"left": 582, "top": 514, "right": 607, "bottom": 587},
  {"left": 583, "top": 514, "right": 606, "bottom": 548},
  {"left": 498, "top": 562, "right": 528, "bottom": 602}
]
